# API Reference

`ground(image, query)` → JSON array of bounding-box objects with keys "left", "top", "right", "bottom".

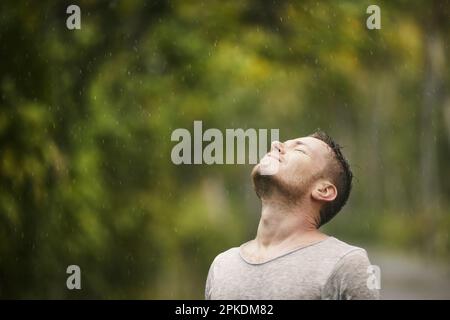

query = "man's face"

[{"left": 252, "top": 136, "right": 332, "bottom": 200}]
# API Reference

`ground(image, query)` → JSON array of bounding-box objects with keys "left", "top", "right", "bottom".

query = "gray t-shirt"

[{"left": 205, "top": 236, "right": 380, "bottom": 300}]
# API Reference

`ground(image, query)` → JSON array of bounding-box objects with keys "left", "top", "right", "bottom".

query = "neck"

[{"left": 255, "top": 195, "right": 323, "bottom": 249}]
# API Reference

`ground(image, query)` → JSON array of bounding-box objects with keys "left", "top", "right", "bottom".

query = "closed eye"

[{"left": 294, "top": 141, "right": 311, "bottom": 156}]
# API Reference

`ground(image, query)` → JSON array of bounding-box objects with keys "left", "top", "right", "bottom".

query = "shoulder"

[
  {"left": 206, "top": 247, "right": 240, "bottom": 300},
  {"left": 308, "top": 236, "right": 369, "bottom": 273},
  {"left": 206, "top": 246, "right": 240, "bottom": 285},
  {"left": 321, "top": 237, "right": 379, "bottom": 299},
  {"left": 210, "top": 246, "right": 241, "bottom": 267},
  {"left": 324, "top": 236, "right": 368, "bottom": 258},
  {"left": 323, "top": 237, "right": 372, "bottom": 276}
]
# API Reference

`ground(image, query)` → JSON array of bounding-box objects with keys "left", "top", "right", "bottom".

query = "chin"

[
  {"left": 251, "top": 163, "right": 262, "bottom": 178},
  {"left": 252, "top": 165, "right": 271, "bottom": 198},
  {"left": 251, "top": 160, "right": 284, "bottom": 199}
]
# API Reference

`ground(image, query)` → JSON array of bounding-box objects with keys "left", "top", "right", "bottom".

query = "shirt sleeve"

[{"left": 322, "top": 249, "right": 380, "bottom": 300}]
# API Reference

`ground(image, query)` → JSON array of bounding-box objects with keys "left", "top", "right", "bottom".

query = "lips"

[{"left": 259, "top": 153, "right": 281, "bottom": 175}]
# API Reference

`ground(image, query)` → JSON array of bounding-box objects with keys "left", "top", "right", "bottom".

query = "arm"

[
  {"left": 322, "top": 249, "right": 380, "bottom": 300},
  {"left": 205, "top": 259, "right": 215, "bottom": 300}
]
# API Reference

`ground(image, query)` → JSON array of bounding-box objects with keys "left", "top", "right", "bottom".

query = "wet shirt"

[{"left": 205, "top": 237, "right": 380, "bottom": 300}]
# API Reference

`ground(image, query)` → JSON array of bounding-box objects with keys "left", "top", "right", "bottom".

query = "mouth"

[{"left": 259, "top": 153, "right": 281, "bottom": 175}]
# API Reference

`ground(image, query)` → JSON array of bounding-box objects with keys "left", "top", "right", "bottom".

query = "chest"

[{"left": 211, "top": 258, "right": 331, "bottom": 299}]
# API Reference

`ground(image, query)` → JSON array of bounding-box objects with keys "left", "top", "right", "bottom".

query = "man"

[{"left": 205, "top": 131, "right": 380, "bottom": 300}]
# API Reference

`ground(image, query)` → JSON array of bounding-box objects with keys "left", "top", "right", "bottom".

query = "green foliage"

[{"left": 0, "top": 0, "right": 449, "bottom": 298}]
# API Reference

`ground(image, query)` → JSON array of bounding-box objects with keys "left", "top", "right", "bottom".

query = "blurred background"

[{"left": 0, "top": 0, "right": 449, "bottom": 299}]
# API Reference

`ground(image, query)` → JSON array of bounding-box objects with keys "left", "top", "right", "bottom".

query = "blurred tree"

[{"left": 0, "top": 0, "right": 449, "bottom": 298}]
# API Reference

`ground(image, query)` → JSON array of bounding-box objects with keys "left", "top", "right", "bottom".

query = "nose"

[{"left": 270, "top": 141, "right": 284, "bottom": 154}]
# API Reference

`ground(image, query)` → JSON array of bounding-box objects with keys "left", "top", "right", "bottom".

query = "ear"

[{"left": 311, "top": 181, "right": 337, "bottom": 203}]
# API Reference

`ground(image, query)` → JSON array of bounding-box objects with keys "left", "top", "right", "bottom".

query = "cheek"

[{"left": 283, "top": 154, "right": 310, "bottom": 178}]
